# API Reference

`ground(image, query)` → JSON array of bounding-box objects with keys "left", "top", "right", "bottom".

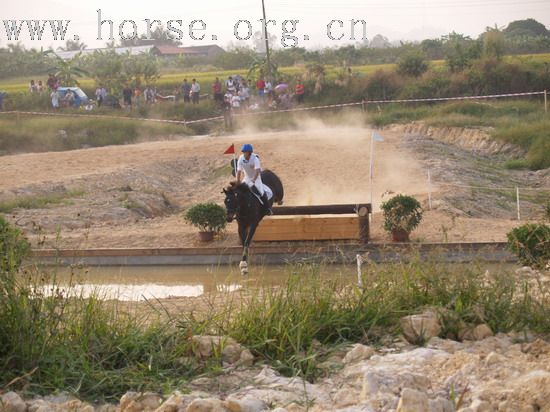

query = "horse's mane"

[{"left": 226, "top": 181, "right": 250, "bottom": 193}]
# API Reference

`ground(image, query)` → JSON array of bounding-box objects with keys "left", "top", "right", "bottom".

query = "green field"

[{"left": 2, "top": 53, "right": 547, "bottom": 95}]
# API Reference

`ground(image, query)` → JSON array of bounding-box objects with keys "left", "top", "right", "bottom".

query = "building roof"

[{"left": 54, "top": 44, "right": 224, "bottom": 60}]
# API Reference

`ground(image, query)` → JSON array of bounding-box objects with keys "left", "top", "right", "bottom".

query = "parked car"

[{"left": 56, "top": 87, "right": 89, "bottom": 108}]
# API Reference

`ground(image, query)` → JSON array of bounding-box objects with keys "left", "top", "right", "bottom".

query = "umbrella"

[{"left": 274, "top": 83, "right": 289, "bottom": 93}]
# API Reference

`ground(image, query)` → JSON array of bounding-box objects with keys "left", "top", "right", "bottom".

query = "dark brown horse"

[{"left": 223, "top": 169, "right": 284, "bottom": 274}]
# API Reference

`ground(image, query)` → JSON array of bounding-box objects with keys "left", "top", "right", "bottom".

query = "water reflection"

[{"left": 40, "top": 264, "right": 348, "bottom": 301}]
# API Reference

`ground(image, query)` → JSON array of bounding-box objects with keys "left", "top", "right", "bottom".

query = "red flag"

[{"left": 224, "top": 144, "right": 235, "bottom": 155}]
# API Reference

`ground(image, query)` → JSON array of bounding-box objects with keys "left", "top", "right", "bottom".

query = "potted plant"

[
  {"left": 184, "top": 203, "right": 227, "bottom": 242},
  {"left": 381, "top": 194, "right": 423, "bottom": 242}
]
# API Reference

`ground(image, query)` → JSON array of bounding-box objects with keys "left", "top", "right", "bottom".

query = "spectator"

[
  {"left": 133, "top": 86, "right": 142, "bottom": 107},
  {"left": 212, "top": 77, "right": 223, "bottom": 103},
  {"left": 181, "top": 79, "right": 191, "bottom": 103},
  {"left": 50, "top": 88, "right": 60, "bottom": 110},
  {"left": 256, "top": 77, "right": 265, "bottom": 98},
  {"left": 239, "top": 82, "right": 250, "bottom": 108},
  {"left": 37, "top": 80, "right": 44, "bottom": 93},
  {"left": 122, "top": 85, "right": 133, "bottom": 108},
  {"left": 231, "top": 92, "right": 241, "bottom": 113},
  {"left": 63, "top": 90, "right": 75, "bottom": 107},
  {"left": 191, "top": 79, "right": 200, "bottom": 104},
  {"left": 225, "top": 76, "right": 236, "bottom": 94},
  {"left": 47, "top": 73, "right": 58, "bottom": 90},
  {"left": 223, "top": 92, "right": 233, "bottom": 130},
  {"left": 264, "top": 79, "right": 273, "bottom": 94},
  {"left": 295, "top": 80, "right": 305, "bottom": 104},
  {"left": 0, "top": 91, "right": 6, "bottom": 111},
  {"left": 29, "top": 80, "right": 38, "bottom": 93},
  {"left": 95, "top": 86, "right": 104, "bottom": 107}
]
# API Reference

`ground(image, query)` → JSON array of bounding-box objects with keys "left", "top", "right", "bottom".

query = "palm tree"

[
  {"left": 305, "top": 63, "right": 326, "bottom": 94},
  {"left": 49, "top": 53, "right": 89, "bottom": 86},
  {"left": 57, "top": 39, "right": 87, "bottom": 51},
  {"left": 248, "top": 56, "right": 280, "bottom": 82}
]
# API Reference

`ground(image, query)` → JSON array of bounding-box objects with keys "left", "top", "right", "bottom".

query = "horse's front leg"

[
  {"left": 238, "top": 222, "right": 247, "bottom": 246},
  {"left": 240, "top": 222, "right": 259, "bottom": 275},
  {"left": 238, "top": 222, "right": 249, "bottom": 275}
]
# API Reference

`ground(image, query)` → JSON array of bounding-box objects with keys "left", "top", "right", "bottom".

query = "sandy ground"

[{"left": 0, "top": 116, "right": 529, "bottom": 247}]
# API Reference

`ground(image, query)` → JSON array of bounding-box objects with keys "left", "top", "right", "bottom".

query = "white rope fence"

[
  {"left": 427, "top": 174, "right": 550, "bottom": 221},
  {"left": 0, "top": 90, "right": 547, "bottom": 124}
]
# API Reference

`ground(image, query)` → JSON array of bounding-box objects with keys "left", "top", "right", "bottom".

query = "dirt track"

[{"left": 0, "top": 118, "right": 539, "bottom": 248}]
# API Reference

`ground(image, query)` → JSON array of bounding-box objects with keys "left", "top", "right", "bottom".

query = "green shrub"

[
  {"left": 0, "top": 216, "right": 29, "bottom": 274},
  {"left": 397, "top": 51, "right": 429, "bottom": 78},
  {"left": 381, "top": 194, "right": 423, "bottom": 233},
  {"left": 507, "top": 223, "right": 550, "bottom": 268},
  {"left": 184, "top": 202, "right": 227, "bottom": 233}
]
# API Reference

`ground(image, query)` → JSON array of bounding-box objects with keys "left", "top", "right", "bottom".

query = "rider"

[{"left": 236, "top": 143, "right": 273, "bottom": 216}]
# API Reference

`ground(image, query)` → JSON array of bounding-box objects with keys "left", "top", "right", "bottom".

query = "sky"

[{"left": 2, "top": 0, "right": 550, "bottom": 50}]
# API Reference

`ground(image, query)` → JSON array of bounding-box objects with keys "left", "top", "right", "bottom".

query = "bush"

[
  {"left": 507, "top": 223, "right": 550, "bottom": 268},
  {"left": 397, "top": 51, "right": 429, "bottom": 78},
  {"left": 184, "top": 202, "right": 227, "bottom": 233},
  {"left": 381, "top": 194, "right": 423, "bottom": 233},
  {"left": 0, "top": 216, "right": 29, "bottom": 274}
]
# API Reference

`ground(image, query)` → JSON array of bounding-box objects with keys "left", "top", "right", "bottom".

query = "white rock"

[
  {"left": 469, "top": 399, "right": 493, "bottom": 412},
  {"left": 191, "top": 335, "right": 237, "bottom": 358},
  {"left": 333, "top": 388, "right": 358, "bottom": 408},
  {"left": 396, "top": 388, "right": 429, "bottom": 412},
  {"left": 429, "top": 397, "right": 454, "bottom": 412},
  {"left": 471, "top": 324, "right": 493, "bottom": 341},
  {"left": 484, "top": 351, "right": 504, "bottom": 367},
  {"left": 361, "top": 372, "right": 380, "bottom": 399},
  {"left": 1, "top": 392, "right": 28, "bottom": 412},
  {"left": 185, "top": 398, "right": 226, "bottom": 412},
  {"left": 238, "top": 349, "right": 255, "bottom": 367},
  {"left": 400, "top": 311, "right": 441, "bottom": 344},
  {"left": 155, "top": 394, "right": 184, "bottom": 412},
  {"left": 343, "top": 344, "right": 375, "bottom": 364},
  {"left": 224, "top": 397, "right": 267, "bottom": 412}
]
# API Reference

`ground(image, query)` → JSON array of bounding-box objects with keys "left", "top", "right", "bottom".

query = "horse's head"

[
  {"left": 222, "top": 186, "right": 237, "bottom": 222},
  {"left": 223, "top": 181, "right": 250, "bottom": 222}
]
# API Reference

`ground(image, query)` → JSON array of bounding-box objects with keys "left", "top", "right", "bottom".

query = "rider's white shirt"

[{"left": 236, "top": 154, "right": 272, "bottom": 199}]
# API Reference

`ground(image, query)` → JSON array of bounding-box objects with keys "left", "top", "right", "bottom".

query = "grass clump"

[
  {"left": 2, "top": 213, "right": 549, "bottom": 398},
  {"left": 0, "top": 216, "right": 205, "bottom": 401},
  {"left": 0, "top": 190, "right": 85, "bottom": 213}
]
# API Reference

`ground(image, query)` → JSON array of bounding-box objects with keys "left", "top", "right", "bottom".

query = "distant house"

[
  {"left": 55, "top": 44, "right": 225, "bottom": 60},
  {"left": 179, "top": 45, "right": 225, "bottom": 57}
]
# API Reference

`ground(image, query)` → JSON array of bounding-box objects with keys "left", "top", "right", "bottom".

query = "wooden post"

[
  {"left": 273, "top": 204, "right": 371, "bottom": 215},
  {"left": 357, "top": 205, "right": 370, "bottom": 244},
  {"left": 516, "top": 186, "right": 521, "bottom": 221},
  {"left": 544, "top": 90, "right": 548, "bottom": 114},
  {"left": 427, "top": 169, "right": 432, "bottom": 210},
  {"left": 356, "top": 254, "right": 363, "bottom": 287}
]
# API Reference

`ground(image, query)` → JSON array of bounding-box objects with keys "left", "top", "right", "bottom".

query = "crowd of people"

[{"left": 23, "top": 72, "right": 306, "bottom": 116}]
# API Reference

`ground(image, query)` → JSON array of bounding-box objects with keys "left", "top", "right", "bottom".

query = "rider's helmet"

[{"left": 241, "top": 143, "right": 253, "bottom": 153}]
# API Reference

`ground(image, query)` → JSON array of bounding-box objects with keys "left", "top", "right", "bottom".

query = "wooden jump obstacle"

[{"left": 254, "top": 203, "right": 372, "bottom": 243}]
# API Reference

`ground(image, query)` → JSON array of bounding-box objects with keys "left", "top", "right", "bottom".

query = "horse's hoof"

[{"left": 239, "top": 261, "right": 249, "bottom": 275}]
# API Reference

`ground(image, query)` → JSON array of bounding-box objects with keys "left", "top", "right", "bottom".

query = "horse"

[{"left": 223, "top": 169, "right": 284, "bottom": 274}]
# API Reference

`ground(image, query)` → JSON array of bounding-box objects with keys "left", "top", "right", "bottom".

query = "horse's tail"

[{"left": 261, "top": 169, "right": 284, "bottom": 205}]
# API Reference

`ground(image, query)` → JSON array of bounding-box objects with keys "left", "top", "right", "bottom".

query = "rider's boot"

[{"left": 261, "top": 193, "right": 273, "bottom": 216}]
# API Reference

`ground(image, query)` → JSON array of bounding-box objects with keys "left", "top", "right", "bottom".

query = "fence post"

[
  {"left": 516, "top": 186, "right": 521, "bottom": 221},
  {"left": 544, "top": 90, "right": 548, "bottom": 114},
  {"left": 356, "top": 254, "right": 363, "bottom": 287},
  {"left": 428, "top": 169, "right": 432, "bottom": 210}
]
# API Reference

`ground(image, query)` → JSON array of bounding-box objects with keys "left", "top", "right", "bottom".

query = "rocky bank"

[{"left": 3, "top": 332, "right": 550, "bottom": 412}]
